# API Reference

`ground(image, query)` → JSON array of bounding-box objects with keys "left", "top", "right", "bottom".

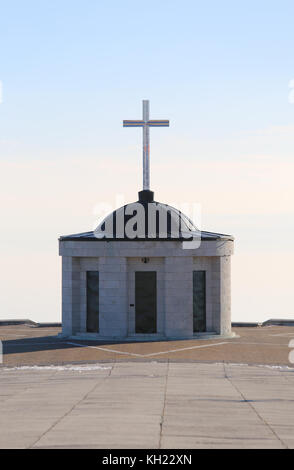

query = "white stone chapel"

[{"left": 59, "top": 101, "right": 234, "bottom": 340}]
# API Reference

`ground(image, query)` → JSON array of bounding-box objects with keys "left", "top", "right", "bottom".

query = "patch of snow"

[
  {"left": 225, "top": 362, "right": 294, "bottom": 371},
  {"left": 262, "top": 364, "right": 294, "bottom": 371},
  {"left": 2, "top": 364, "right": 112, "bottom": 372}
]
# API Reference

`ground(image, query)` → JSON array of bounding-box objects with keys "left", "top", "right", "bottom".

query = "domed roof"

[
  {"left": 91, "top": 190, "right": 198, "bottom": 241},
  {"left": 60, "top": 191, "right": 233, "bottom": 242}
]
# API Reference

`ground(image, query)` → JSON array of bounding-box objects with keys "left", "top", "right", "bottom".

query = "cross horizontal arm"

[
  {"left": 147, "top": 120, "right": 170, "bottom": 127},
  {"left": 123, "top": 120, "right": 170, "bottom": 127},
  {"left": 123, "top": 120, "right": 144, "bottom": 127}
]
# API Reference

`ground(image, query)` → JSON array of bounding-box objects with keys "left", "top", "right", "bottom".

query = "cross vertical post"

[
  {"left": 123, "top": 100, "right": 169, "bottom": 192},
  {"left": 143, "top": 100, "right": 150, "bottom": 190}
]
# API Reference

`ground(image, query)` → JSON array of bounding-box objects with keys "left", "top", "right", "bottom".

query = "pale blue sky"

[
  {"left": 0, "top": 1, "right": 294, "bottom": 322},
  {"left": 1, "top": 1, "right": 294, "bottom": 149}
]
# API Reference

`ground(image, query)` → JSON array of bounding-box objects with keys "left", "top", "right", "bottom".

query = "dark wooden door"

[
  {"left": 86, "top": 271, "right": 99, "bottom": 333},
  {"left": 135, "top": 272, "right": 157, "bottom": 334},
  {"left": 193, "top": 271, "right": 206, "bottom": 333}
]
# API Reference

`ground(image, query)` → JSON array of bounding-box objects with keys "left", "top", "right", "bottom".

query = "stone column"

[
  {"left": 99, "top": 256, "right": 128, "bottom": 338},
  {"left": 61, "top": 256, "right": 80, "bottom": 336},
  {"left": 220, "top": 255, "right": 232, "bottom": 335},
  {"left": 211, "top": 256, "right": 231, "bottom": 335},
  {"left": 164, "top": 256, "right": 193, "bottom": 338}
]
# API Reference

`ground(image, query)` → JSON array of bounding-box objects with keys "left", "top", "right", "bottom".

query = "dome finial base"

[{"left": 138, "top": 190, "right": 154, "bottom": 202}]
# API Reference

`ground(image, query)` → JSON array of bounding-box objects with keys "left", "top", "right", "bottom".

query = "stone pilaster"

[
  {"left": 164, "top": 257, "right": 193, "bottom": 338},
  {"left": 61, "top": 257, "right": 80, "bottom": 336},
  {"left": 99, "top": 257, "right": 128, "bottom": 338}
]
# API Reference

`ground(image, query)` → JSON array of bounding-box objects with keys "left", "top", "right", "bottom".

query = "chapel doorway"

[{"left": 135, "top": 271, "right": 157, "bottom": 334}]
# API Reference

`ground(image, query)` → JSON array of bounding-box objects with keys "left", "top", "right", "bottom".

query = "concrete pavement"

[
  {"left": 1, "top": 325, "right": 294, "bottom": 367},
  {"left": 0, "top": 362, "right": 293, "bottom": 449}
]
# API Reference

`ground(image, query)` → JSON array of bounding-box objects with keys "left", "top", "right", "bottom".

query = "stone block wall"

[{"left": 60, "top": 239, "right": 233, "bottom": 338}]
